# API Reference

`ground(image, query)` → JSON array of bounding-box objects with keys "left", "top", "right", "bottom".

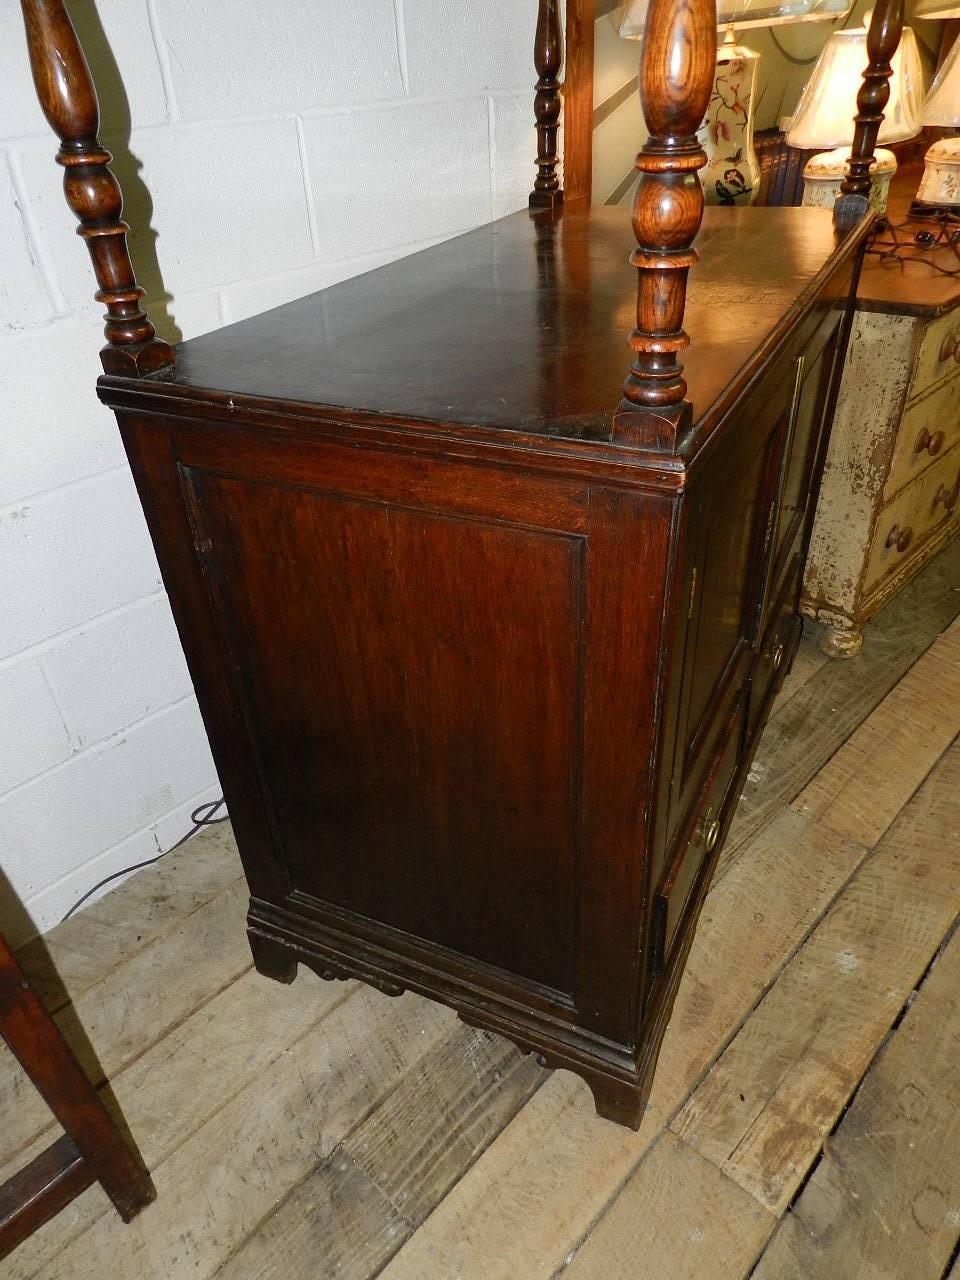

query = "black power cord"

[
  {"left": 866, "top": 216, "right": 960, "bottom": 278},
  {"left": 60, "top": 797, "right": 228, "bottom": 923}
]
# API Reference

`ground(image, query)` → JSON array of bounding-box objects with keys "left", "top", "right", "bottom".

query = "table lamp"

[
  {"left": 618, "top": 0, "right": 854, "bottom": 207},
  {"left": 913, "top": 34, "right": 960, "bottom": 214},
  {"left": 786, "top": 18, "right": 924, "bottom": 211}
]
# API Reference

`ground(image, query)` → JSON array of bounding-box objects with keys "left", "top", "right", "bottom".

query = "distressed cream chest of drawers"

[{"left": 801, "top": 167, "right": 960, "bottom": 656}]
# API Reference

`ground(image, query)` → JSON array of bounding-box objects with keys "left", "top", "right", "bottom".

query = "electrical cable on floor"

[{"left": 59, "top": 797, "right": 228, "bottom": 924}]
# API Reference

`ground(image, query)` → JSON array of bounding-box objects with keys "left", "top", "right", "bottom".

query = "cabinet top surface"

[{"left": 106, "top": 204, "right": 865, "bottom": 448}]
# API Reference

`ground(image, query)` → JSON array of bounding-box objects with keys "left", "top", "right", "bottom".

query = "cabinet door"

[
  {"left": 759, "top": 324, "right": 844, "bottom": 631},
  {"left": 667, "top": 387, "right": 790, "bottom": 843},
  {"left": 670, "top": 314, "right": 845, "bottom": 842}
]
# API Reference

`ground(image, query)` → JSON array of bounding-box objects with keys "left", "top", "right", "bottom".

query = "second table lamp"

[
  {"left": 913, "top": 32, "right": 960, "bottom": 214},
  {"left": 786, "top": 17, "right": 924, "bottom": 210}
]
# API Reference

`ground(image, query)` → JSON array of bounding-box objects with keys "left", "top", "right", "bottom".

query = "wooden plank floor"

[{"left": 5, "top": 537, "right": 960, "bottom": 1279}]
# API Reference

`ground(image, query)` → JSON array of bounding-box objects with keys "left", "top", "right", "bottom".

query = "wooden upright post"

[
  {"left": 834, "top": 0, "right": 905, "bottom": 232},
  {"left": 530, "top": 0, "right": 564, "bottom": 209},
  {"left": 562, "top": 0, "right": 596, "bottom": 207},
  {"left": 613, "top": 0, "right": 717, "bottom": 449},
  {"left": 19, "top": 0, "right": 174, "bottom": 376}
]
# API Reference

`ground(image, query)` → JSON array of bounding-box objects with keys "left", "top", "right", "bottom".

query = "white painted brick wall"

[
  {"left": 0, "top": 0, "right": 541, "bottom": 945},
  {"left": 1, "top": 321, "right": 128, "bottom": 507},
  {"left": 0, "top": 157, "right": 53, "bottom": 329},
  {"left": 302, "top": 99, "right": 492, "bottom": 258},
  {"left": 154, "top": 0, "right": 405, "bottom": 118}
]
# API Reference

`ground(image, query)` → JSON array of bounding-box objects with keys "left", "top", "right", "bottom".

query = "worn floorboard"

[
  {"left": 559, "top": 1131, "right": 776, "bottom": 1280},
  {"left": 719, "top": 536, "right": 960, "bottom": 880},
  {"left": 673, "top": 740, "right": 960, "bottom": 1215},
  {"left": 752, "top": 920, "right": 960, "bottom": 1280},
  {"left": 14, "top": 821, "right": 242, "bottom": 1013},
  {"left": 792, "top": 617, "right": 960, "bottom": 848},
  {"left": 31, "top": 989, "right": 455, "bottom": 1280}
]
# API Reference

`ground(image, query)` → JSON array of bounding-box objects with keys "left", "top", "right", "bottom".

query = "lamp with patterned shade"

[
  {"left": 786, "top": 19, "right": 924, "bottom": 211},
  {"left": 913, "top": 34, "right": 960, "bottom": 214}
]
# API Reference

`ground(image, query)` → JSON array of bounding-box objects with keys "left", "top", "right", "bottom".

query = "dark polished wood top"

[
  {"left": 857, "top": 158, "right": 960, "bottom": 319},
  {"left": 102, "top": 205, "right": 868, "bottom": 449}
]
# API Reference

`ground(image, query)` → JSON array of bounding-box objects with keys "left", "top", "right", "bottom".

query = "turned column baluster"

[
  {"left": 614, "top": 0, "right": 716, "bottom": 448},
  {"left": 834, "top": 0, "right": 904, "bottom": 231},
  {"left": 530, "top": 0, "right": 564, "bottom": 209},
  {"left": 19, "top": 0, "right": 174, "bottom": 376}
]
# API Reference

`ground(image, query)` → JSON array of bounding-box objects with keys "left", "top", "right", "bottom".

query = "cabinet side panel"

[{"left": 189, "top": 470, "right": 584, "bottom": 998}]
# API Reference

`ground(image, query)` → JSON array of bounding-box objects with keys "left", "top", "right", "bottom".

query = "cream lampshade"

[
  {"left": 618, "top": 0, "right": 855, "bottom": 208},
  {"left": 914, "top": 36, "right": 960, "bottom": 213},
  {"left": 786, "top": 21, "right": 924, "bottom": 212},
  {"left": 913, "top": 0, "right": 960, "bottom": 15}
]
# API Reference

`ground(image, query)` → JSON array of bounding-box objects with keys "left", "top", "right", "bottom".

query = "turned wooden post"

[
  {"left": 19, "top": 0, "right": 173, "bottom": 376},
  {"left": 614, "top": 0, "right": 717, "bottom": 448},
  {"left": 530, "top": 0, "right": 564, "bottom": 209},
  {"left": 834, "top": 0, "right": 904, "bottom": 232}
]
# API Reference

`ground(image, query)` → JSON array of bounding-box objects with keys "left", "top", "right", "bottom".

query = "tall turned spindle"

[
  {"left": 834, "top": 0, "right": 904, "bottom": 232},
  {"left": 530, "top": 0, "right": 564, "bottom": 209},
  {"left": 19, "top": 0, "right": 173, "bottom": 376},
  {"left": 613, "top": 0, "right": 717, "bottom": 449}
]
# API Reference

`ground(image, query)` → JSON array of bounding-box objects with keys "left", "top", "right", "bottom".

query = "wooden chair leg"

[{"left": 0, "top": 930, "right": 155, "bottom": 1260}]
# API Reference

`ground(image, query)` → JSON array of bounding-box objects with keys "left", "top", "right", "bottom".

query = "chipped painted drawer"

[
  {"left": 884, "top": 374, "right": 960, "bottom": 502},
  {"left": 866, "top": 447, "right": 960, "bottom": 599},
  {"left": 912, "top": 309, "right": 960, "bottom": 402}
]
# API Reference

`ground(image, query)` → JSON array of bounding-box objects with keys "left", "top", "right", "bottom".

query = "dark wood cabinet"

[
  {"left": 100, "top": 206, "right": 866, "bottom": 1128},
  {"left": 19, "top": 0, "right": 896, "bottom": 1134}
]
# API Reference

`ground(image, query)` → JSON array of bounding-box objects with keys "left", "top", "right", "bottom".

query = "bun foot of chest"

[{"left": 819, "top": 623, "right": 864, "bottom": 659}]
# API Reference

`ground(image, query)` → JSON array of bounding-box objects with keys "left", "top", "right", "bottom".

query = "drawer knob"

[
  {"left": 934, "top": 475, "right": 960, "bottom": 514},
  {"left": 699, "top": 811, "right": 721, "bottom": 853},
  {"left": 915, "top": 428, "right": 945, "bottom": 457},
  {"left": 885, "top": 524, "right": 914, "bottom": 553},
  {"left": 771, "top": 641, "right": 785, "bottom": 670},
  {"left": 941, "top": 333, "right": 959, "bottom": 364}
]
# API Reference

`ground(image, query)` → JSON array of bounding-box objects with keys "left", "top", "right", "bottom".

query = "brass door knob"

[
  {"left": 771, "top": 641, "right": 785, "bottom": 670},
  {"left": 699, "top": 811, "right": 720, "bottom": 852}
]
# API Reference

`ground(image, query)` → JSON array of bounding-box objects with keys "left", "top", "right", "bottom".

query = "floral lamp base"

[
  {"left": 911, "top": 137, "right": 960, "bottom": 217},
  {"left": 699, "top": 36, "right": 760, "bottom": 207},
  {"left": 801, "top": 147, "right": 897, "bottom": 214}
]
